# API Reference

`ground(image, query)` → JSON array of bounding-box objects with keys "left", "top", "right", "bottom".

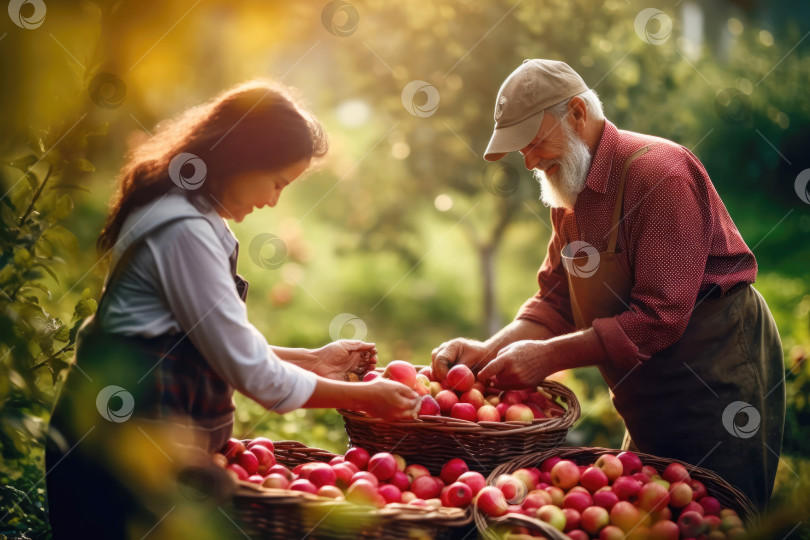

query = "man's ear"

[{"left": 567, "top": 96, "right": 588, "bottom": 134}]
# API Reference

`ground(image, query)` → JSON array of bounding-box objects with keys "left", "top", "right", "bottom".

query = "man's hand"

[
  {"left": 476, "top": 340, "right": 554, "bottom": 390},
  {"left": 314, "top": 340, "right": 378, "bottom": 381},
  {"left": 430, "top": 338, "right": 493, "bottom": 380}
]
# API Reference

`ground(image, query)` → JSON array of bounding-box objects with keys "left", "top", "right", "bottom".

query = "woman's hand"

[
  {"left": 356, "top": 379, "right": 420, "bottom": 421},
  {"left": 313, "top": 340, "right": 378, "bottom": 381},
  {"left": 431, "top": 338, "right": 493, "bottom": 380},
  {"left": 475, "top": 340, "right": 554, "bottom": 390}
]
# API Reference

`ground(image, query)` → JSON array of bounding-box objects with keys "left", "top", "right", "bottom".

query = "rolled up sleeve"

[{"left": 147, "top": 219, "right": 316, "bottom": 413}]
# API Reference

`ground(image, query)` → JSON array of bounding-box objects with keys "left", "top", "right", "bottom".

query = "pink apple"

[
  {"left": 540, "top": 457, "right": 562, "bottom": 473},
  {"left": 445, "top": 364, "right": 475, "bottom": 392},
  {"left": 368, "top": 452, "right": 397, "bottom": 481},
  {"left": 641, "top": 465, "right": 659, "bottom": 478},
  {"left": 594, "top": 454, "right": 623, "bottom": 482},
  {"left": 249, "top": 445, "right": 276, "bottom": 475},
  {"left": 512, "top": 468, "right": 539, "bottom": 491},
  {"left": 440, "top": 458, "right": 469, "bottom": 484},
  {"left": 563, "top": 491, "right": 593, "bottom": 513},
  {"left": 289, "top": 478, "right": 318, "bottom": 495},
  {"left": 476, "top": 404, "right": 500, "bottom": 422},
  {"left": 521, "top": 490, "right": 553, "bottom": 511},
  {"left": 267, "top": 464, "right": 294, "bottom": 480},
  {"left": 699, "top": 496, "right": 722, "bottom": 516},
  {"left": 378, "top": 483, "right": 402, "bottom": 504},
  {"left": 390, "top": 470, "right": 410, "bottom": 491},
  {"left": 457, "top": 471, "right": 486, "bottom": 495},
  {"left": 226, "top": 463, "right": 248, "bottom": 481},
  {"left": 536, "top": 504, "right": 566, "bottom": 531},
  {"left": 345, "top": 479, "right": 378, "bottom": 506},
  {"left": 599, "top": 525, "right": 625, "bottom": 540},
  {"left": 222, "top": 438, "right": 245, "bottom": 460},
  {"left": 435, "top": 390, "right": 459, "bottom": 415},
  {"left": 411, "top": 475, "right": 441, "bottom": 499},
  {"left": 616, "top": 451, "right": 643, "bottom": 476},
  {"left": 668, "top": 481, "right": 693, "bottom": 507},
  {"left": 581, "top": 505, "right": 610, "bottom": 535},
  {"left": 593, "top": 489, "right": 619, "bottom": 511},
  {"left": 414, "top": 374, "right": 431, "bottom": 396},
  {"left": 246, "top": 437, "right": 275, "bottom": 453},
  {"left": 677, "top": 510, "right": 706, "bottom": 537},
  {"left": 262, "top": 473, "right": 290, "bottom": 489},
  {"left": 638, "top": 481, "right": 670, "bottom": 512},
  {"left": 581, "top": 466, "right": 609, "bottom": 493},
  {"left": 495, "top": 474, "right": 527, "bottom": 504},
  {"left": 550, "top": 460, "right": 581, "bottom": 490},
  {"left": 404, "top": 464, "right": 430, "bottom": 483},
  {"left": 307, "top": 463, "right": 337, "bottom": 487},
  {"left": 460, "top": 388, "right": 486, "bottom": 409},
  {"left": 689, "top": 478, "right": 708, "bottom": 501},
  {"left": 450, "top": 402, "right": 477, "bottom": 422},
  {"left": 350, "top": 471, "right": 379, "bottom": 488},
  {"left": 345, "top": 447, "right": 370, "bottom": 470},
  {"left": 495, "top": 402, "right": 510, "bottom": 419},
  {"left": 331, "top": 463, "right": 355, "bottom": 488},
  {"left": 475, "top": 486, "right": 508, "bottom": 517},
  {"left": 612, "top": 476, "right": 642, "bottom": 501},
  {"left": 682, "top": 500, "right": 705, "bottom": 516},
  {"left": 662, "top": 462, "right": 690, "bottom": 484},
  {"left": 317, "top": 485, "right": 343, "bottom": 499},
  {"left": 418, "top": 395, "right": 441, "bottom": 416},
  {"left": 649, "top": 520, "right": 679, "bottom": 540},
  {"left": 632, "top": 472, "right": 650, "bottom": 485},
  {"left": 567, "top": 530, "right": 589, "bottom": 540},
  {"left": 544, "top": 485, "right": 565, "bottom": 506},
  {"left": 383, "top": 360, "right": 417, "bottom": 388},
  {"left": 569, "top": 485, "right": 589, "bottom": 494},
  {"left": 441, "top": 481, "right": 473, "bottom": 507},
  {"left": 236, "top": 450, "right": 259, "bottom": 476},
  {"left": 609, "top": 500, "right": 640, "bottom": 532},
  {"left": 504, "top": 404, "right": 535, "bottom": 422}
]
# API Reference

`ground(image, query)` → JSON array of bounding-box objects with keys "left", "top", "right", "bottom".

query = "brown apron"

[{"left": 562, "top": 145, "right": 785, "bottom": 512}]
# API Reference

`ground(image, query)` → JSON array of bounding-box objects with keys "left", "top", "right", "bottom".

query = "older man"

[{"left": 432, "top": 59, "right": 785, "bottom": 510}]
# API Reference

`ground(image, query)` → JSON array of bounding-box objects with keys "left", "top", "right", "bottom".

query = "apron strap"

[{"left": 607, "top": 145, "right": 651, "bottom": 253}]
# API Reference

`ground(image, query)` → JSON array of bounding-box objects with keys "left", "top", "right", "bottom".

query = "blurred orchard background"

[{"left": 1, "top": 0, "right": 809, "bottom": 538}]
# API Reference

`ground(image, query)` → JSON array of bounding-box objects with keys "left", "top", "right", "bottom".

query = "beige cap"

[{"left": 484, "top": 59, "right": 589, "bottom": 161}]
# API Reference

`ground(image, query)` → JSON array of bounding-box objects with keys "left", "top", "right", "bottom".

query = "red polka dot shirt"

[{"left": 517, "top": 120, "right": 757, "bottom": 369}]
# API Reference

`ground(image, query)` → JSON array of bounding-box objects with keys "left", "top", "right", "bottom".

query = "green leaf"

[
  {"left": 74, "top": 298, "right": 97, "bottom": 318},
  {"left": 8, "top": 155, "right": 38, "bottom": 172},
  {"left": 54, "top": 324, "right": 70, "bottom": 342},
  {"left": 41, "top": 225, "right": 79, "bottom": 253},
  {"left": 48, "top": 183, "right": 92, "bottom": 194},
  {"left": 51, "top": 194, "right": 74, "bottom": 221},
  {"left": 19, "top": 284, "right": 52, "bottom": 301},
  {"left": 32, "top": 262, "right": 59, "bottom": 284}
]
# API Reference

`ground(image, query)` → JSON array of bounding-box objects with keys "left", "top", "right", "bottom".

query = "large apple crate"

[
  {"left": 226, "top": 440, "right": 472, "bottom": 540},
  {"left": 338, "top": 371, "right": 580, "bottom": 477},
  {"left": 473, "top": 446, "right": 760, "bottom": 540}
]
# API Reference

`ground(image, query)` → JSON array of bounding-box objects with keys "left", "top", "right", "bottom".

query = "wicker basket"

[
  {"left": 227, "top": 440, "right": 472, "bottom": 539},
  {"left": 473, "top": 446, "right": 760, "bottom": 540},
  {"left": 339, "top": 372, "right": 580, "bottom": 477}
]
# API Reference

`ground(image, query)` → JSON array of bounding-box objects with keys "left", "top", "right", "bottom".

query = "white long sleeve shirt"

[{"left": 99, "top": 188, "right": 316, "bottom": 413}]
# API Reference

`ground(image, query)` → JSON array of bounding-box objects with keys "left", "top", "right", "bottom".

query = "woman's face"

[{"left": 218, "top": 158, "right": 311, "bottom": 222}]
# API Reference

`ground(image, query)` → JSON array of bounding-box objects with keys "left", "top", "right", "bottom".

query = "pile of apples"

[
  {"left": 214, "top": 437, "right": 485, "bottom": 510},
  {"left": 364, "top": 360, "right": 567, "bottom": 422},
  {"left": 474, "top": 451, "right": 749, "bottom": 539}
]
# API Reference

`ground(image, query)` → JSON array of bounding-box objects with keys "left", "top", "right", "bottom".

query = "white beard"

[{"left": 532, "top": 119, "right": 593, "bottom": 210}]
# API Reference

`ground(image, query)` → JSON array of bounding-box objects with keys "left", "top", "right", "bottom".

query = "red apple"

[
  {"left": 222, "top": 438, "right": 245, "bottom": 460},
  {"left": 662, "top": 462, "right": 690, "bottom": 484},
  {"left": 345, "top": 447, "right": 370, "bottom": 470},
  {"left": 345, "top": 479, "right": 378, "bottom": 506},
  {"left": 460, "top": 389, "right": 486, "bottom": 409},
  {"left": 418, "top": 395, "right": 441, "bottom": 416},
  {"left": 609, "top": 500, "right": 640, "bottom": 532},
  {"left": 485, "top": 395, "right": 500, "bottom": 406},
  {"left": 521, "top": 490, "right": 553, "bottom": 512},
  {"left": 544, "top": 485, "right": 565, "bottom": 506},
  {"left": 593, "top": 489, "right": 619, "bottom": 511},
  {"left": 638, "top": 481, "right": 670, "bottom": 512},
  {"left": 289, "top": 478, "right": 318, "bottom": 494},
  {"left": 504, "top": 404, "right": 534, "bottom": 422},
  {"left": 328, "top": 456, "right": 345, "bottom": 466},
  {"left": 699, "top": 496, "right": 722, "bottom": 516},
  {"left": 550, "top": 460, "right": 581, "bottom": 490},
  {"left": 317, "top": 485, "right": 343, "bottom": 499},
  {"left": 668, "top": 481, "right": 693, "bottom": 507},
  {"left": 524, "top": 402, "right": 546, "bottom": 419},
  {"left": 404, "top": 463, "right": 430, "bottom": 483},
  {"left": 476, "top": 404, "right": 500, "bottom": 422},
  {"left": 457, "top": 471, "right": 486, "bottom": 495},
  {"left": 581, "top": 466, "right": 609, "bottom": 493},
  {"left": 237, "top": 450, "right": 259, "bottom": 476},
  {"left": 390, "top": 470, "right": 410, "bottom": 491},
  {"left": 599, "top": 525, "right": 625, "bottom": 540},
  {"left": 332, "top": 463, "right": 355, "bottom": 488},
  {"left": 383, "top": 360, "right": 417, "bottom": 388},
  {"left": 649, "top": 519, "right": 680, "bottom": 540},
  {"left": 411, "top": 475, "right": 441, "bottom": 499},
  {"left": 307, "top": 463, "right": 337, "bottom": 488},
  {"left": 414, "top": 374, "right": 431, "bottom": 396},
  {"left": 495, "top": 474, "right": 527, "bottom": 504},
  {"left": 246, "top": 474, "right": 264, "bottom": 484},
  {"left": 536, "top": 504, "right": 566, "bottom": 531},
  {"left": 690, "top": 478, "right": 708, "bottom": 501},
  {"left": 262, "top": 473, "right": 290, "bottom": 489},
  {"left": 616, "top": 451, "right": 643, "bottom": 476},
  {"left": 350, "top": 471, "right": 379, "bottom": 487},
  {"left": 267, "top": 464, "right": 294, "bottom": 480},
  {"left": 475, "top": 486, "right": 508, "bottom": 517},
  {"left": 440, "top": 458, "right": 469, "bottom": 484},
  {"left": 418, "top": 366, "right": 434, "bottom": 380},
  {"left": 471, "top": 381, "right": 486, "bottom": 393},
  {"left": 246, "top": 437, "right": 275, "bottom": 453},
  {"left": 641, "top": 465, "right": 659, "bottom": 478},
  {"left": 445, "top": 364, "right": 475, "bottom": 392},
  {"left": 248, "top": 445, "right": 276, "bottom": 475},
  {"left": 682, "top": 500, "right": 705, "bottom": 516},
  {"left": 612, "top": 476, "right": 642, "bottom": 501},
  {"left": 368, "top": 452, "right": 397, "bottom": 481},
  {"left": 441, "top": 481, "right": 473, "bottom": 507},
  {"left": 501, "top": 390, "right": 524, "bottom": 405},
  {"left": 378, "top": 484, "right": 402, "bottom": 504},
  {"left": 594, "top": 454, "right": 623, "bottom": 482},
  {"left": 677, "top": 510, "right": 706, "bottom": 537},
  {"left": 429, "top": 381, "right": 443, "bottom": 397},
  {"left": 226, "top": 463, "right": 248, "bottom": 481},
  {"left": 563, "top": 491, "right": 593, "bottom": 513},
  {"left": 568, "top": 530, "right": 589, "bottom": 540},
  {"left": 704, "top": 515, "right": 722, "bottom": 530},
  {"left": 540, "top": 457, "right": 561, "bottom": 473},
  {"left": 450, "top": 402, "right": 477, "bottom": 422},
  {"left": 632, "top": 472, "right": 650, "bottom": 485},
  {"left": 581, "top": 505, "right": 610, "bottom": 535},
  {"left": 435, "top": 390, "right": 459, "bottom": 415},
  {"left": 649, "top": 507, "right": 673, "bottom": 523},
  {"left": 495, "top": 402, "right": 510, "bottom": 419},
  {"left": 512, "top": 468, "right": 539, "bottom": 491}
]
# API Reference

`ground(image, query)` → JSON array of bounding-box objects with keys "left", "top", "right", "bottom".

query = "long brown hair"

[{"left": 98, "top": 79, "right": 328, "bottom": 252}]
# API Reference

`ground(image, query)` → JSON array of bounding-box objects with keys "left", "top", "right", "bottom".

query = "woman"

[{"left": 46, "top": 80, "right": 417, "bottom": 539}]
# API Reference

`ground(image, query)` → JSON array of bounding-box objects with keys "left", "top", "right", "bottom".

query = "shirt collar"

[{"left": 583, "top": 120, "right": 619, "bottom": 195}]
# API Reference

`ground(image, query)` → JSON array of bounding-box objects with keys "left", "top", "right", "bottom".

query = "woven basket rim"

[{"left": 473, "top": 445, "right": 761, "bottom": 540}]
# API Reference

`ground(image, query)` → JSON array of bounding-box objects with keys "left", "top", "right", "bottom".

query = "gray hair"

[{"left": 546, "top": 89, "right": 605, "bottom": 121}]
